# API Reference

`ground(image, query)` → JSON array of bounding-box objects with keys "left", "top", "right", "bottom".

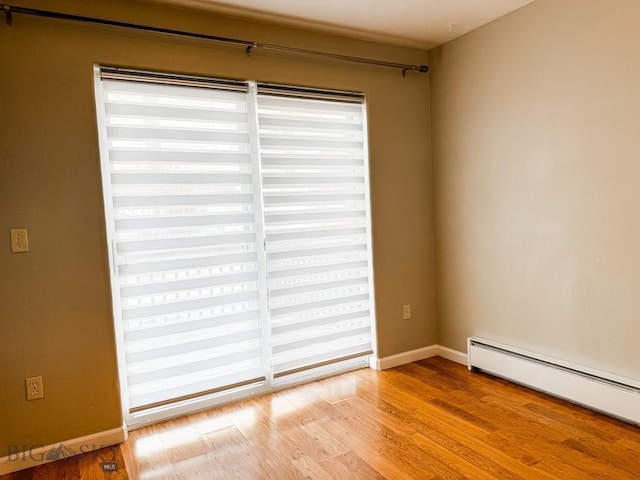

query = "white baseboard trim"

[
  {"left": 0, "top": 424, "right": 127, "bottom": 475},
  {"left": 370, "top": 345, "right": 439, "bottom": 370},
  {"left": 436, "top": 345, "right": 468, "bottom": 365},
  {"left": 370, "top": 345, "right": 468, "bottom": 371}
]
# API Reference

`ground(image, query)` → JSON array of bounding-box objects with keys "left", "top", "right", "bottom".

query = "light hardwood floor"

[{"left": 4, "top": 357, "right": 640, "bottom": 479}]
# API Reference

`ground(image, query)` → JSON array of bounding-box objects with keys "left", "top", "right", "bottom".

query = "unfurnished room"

[{"left": 1, "top": 0, "right": 639, "bottom": 478}]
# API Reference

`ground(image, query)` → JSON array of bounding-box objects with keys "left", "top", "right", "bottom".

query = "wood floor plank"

[
  {"left": 523, "top": 401, "right": 633, "bottom": 442},
  {"left": 441, "top": 392, "right": 570, "bottom": 444},
  {"left": 3, "top": 357, "right": 640, "bottom": 480},
  {"left": 338, "top": 394, "right": 417, "bottom": 437},
  {"left": 319, "top": 419, "right": 429, "bottom": 480},
  {"left": 561, "top": 437, "right": 640, "bottom": 477},
  {"left": 355, "top": 368, "right": 494, "bottom": 437},
  {"left": 409, "top": 408, "right": 559, "bottom": 480},
  {"left": 402, "top": 361, "right": 490, "bottom": 398},
  {"left": 485, "top": 428, "right": 637, "bottom": 480},
  {"left": 410, "top": 431, "right": 504, "bottom": 480},
  {"left": 158, "top": 418, "right": 212, "bottom": 465},
  {"left": 480, "top": 393, "right": 640, "bottom": 476},
  {"left": 291, "top": 455, "right": 334, "bottom": 480},
  {"left": 616, "top": 437, "right": 640, "bottom": 455},
  {"left": 430, "top": 397, "right": 502, "bottom": 433},
  {"left": 331, "top": 399, "right": 468, "bottom": 479},
  {"left": 338, "top": 379, "right": 535, "bottom": 480},
  {"left": 300, "top": 422, "right": 350, "bottom": 458},
  {"left": 318, "top": 451, "right": 386, "bottom": 480}
]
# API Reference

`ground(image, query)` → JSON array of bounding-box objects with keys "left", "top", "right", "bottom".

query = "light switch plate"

[{"left": 10, "top": 229, "right": 29, "bottom": 253}]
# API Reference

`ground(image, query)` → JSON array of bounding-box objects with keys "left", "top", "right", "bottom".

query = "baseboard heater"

[{"left": 468, "top": 337, "right": 640, "bottom": 426}]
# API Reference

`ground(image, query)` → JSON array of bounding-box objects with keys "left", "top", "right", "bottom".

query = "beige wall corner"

[{"left": 430, "top": 0, "right": 640, "bottom": 380}]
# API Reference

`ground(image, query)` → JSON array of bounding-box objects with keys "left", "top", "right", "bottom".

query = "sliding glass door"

[{"left": 94, "top": 67, "right": 375, "bottom": 426}]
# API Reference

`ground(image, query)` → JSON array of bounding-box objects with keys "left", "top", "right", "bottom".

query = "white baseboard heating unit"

[{"left": 467, "top": 337, "right": 640, "bottom": 426}]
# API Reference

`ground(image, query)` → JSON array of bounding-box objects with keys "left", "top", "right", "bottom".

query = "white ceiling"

[{"left": 139, "top": 0, "right": 535, "bottom": 49}]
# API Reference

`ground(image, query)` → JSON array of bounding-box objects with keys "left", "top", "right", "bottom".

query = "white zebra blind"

[
  {"left": 257, "top": 95, "right": 374, "bottom": 378},
  {"left": 95, "top": 67, "right": 374, "bottom": 419},
  {"left": 98, "top": 78, "right": 267, "bottom": 412}
]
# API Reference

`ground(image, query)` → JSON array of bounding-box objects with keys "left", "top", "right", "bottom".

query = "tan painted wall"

[
  {"left": 0, "top": 0, "right": 435, "bottom": 454},
  {"left": 431, "top": 0, "right": 640, "bottom": 379}
]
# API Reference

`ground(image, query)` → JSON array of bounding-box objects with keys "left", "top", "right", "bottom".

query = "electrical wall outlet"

[
  {"left": 26, "top": 376, "right": 44, "bottom": 400},
  {"left": 402, "top": 304, "right": 412, "bottom": 320},
  {"left": 10, "top": 229, "right": 29, "bottom": 253}
]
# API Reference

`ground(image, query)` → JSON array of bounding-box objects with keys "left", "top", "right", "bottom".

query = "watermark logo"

[
  {"left": 6, "top": 443, "right": 120, "bottom": 473},
  {"left": 100, "top": 461, "right": 119, "bottom": 472},
  {"left": 45, "top": 444, "right": 77, "bottom": 461}
]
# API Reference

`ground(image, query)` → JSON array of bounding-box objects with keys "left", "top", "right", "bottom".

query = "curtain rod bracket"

[{"left": 4, "top": 5, "right": 12, "bottom": 25}]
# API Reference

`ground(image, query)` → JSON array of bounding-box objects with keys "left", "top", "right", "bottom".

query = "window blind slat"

[
  {"left": 118, "top": 253, "right": 257, "bottom": 275},
  {"left": 116, "top": 233, "right": 257, "bottom": 253},
  {"left": 115, "top": 214, "right": 255, "bottom": 231},
  {"left": 125, "top": 327, "right": 262, "bottom": 362},
  {"left": 128, "top": 347, "right": 264, "bottom": 384},
  {"left": 272, "top": 325, "right": 372, "bottom": 353},
  {"left": 125, "top": 309, "right": 260, "bottom": 341},
  {"left": 272, "top": 310, "right": 370, "bottom": 334},
  {"left": 109, "top": 150, "right": 252, "bottom": 163},
  {"left": 270, "top": 298, "right": 370, "bottom": 325},
  {"left": 266, "top": 236, "right": 369, "bottom": 254},
  {"left": 119, "top": 261, "right": 257, "bottom": 288},
  {"left": 124, "top": 301, "right": 260, "bottom": 333},
  {"left": 120, "top": 271, "right": 258, "bottom": 298}
]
